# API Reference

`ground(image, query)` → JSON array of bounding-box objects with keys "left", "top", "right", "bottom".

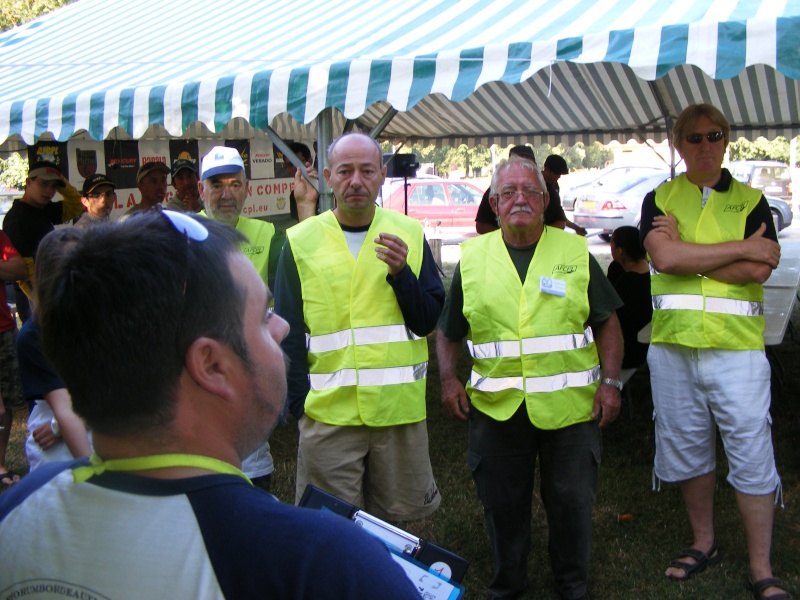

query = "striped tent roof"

[{"left": 1, "top": 0, "right": 799, "bottom": 152}]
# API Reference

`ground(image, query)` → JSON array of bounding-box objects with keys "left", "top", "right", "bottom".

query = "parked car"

[
  {"left": 382, "top": 178, "right": 484, "bottom": 231},
  {"left": 728, "top": 160, "right": 793, "bottom": 206},
  {"left": 560, "top": 165, "right": 668, "bottom": 210},
  {"left": 767, "top": 195, "right": 793, "bottom": 233},
  {"left": 574, "top": 174, "right": 793, "bottom": 240},
  {"left": 572, "top": 171, "right": 672, "bottom": 239}
]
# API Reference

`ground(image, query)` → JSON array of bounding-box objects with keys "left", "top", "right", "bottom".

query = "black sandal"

[
  {"left": 745, "top": 576, "right": 794, "bottom": 600},
  {"left": 665, "top": 541, "right": 721, "bottom": 581},
  {"left": 0, "top": 470, "right": 20, "bottom": 488}
]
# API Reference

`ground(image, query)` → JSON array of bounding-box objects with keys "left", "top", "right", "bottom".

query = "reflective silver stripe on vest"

[
  {"left": 307, "top": 325, "right": 422, "bottom": 353},
  {"left": 309, "top": 362, "right": 428, "bottom": 390},
  {"left": 525, "top": 366, "right": 601, "bottom": 392},
  {"left": 652, "top": 294, "right": 763, "bottom": 316},
  {"left": 468, "top": 328, "right": 594, "bottom": 359},
  {"left": 469, "top": 365, "right": 600, "bottom": 393}
]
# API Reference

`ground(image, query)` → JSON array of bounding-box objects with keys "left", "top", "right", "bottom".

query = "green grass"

[{"left": 3, "top": 256, "right": 799, "bottom": 598}]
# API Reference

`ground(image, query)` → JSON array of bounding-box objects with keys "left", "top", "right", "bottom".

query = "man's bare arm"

[
  {"left": 0, "top": 255, "right": 28, "bottom": 281},
  {"left": 591, "top": 312, "right": 623, "bottom": 428},
  {"left": 645, "top": 219, "right": 779, "bottom": 280},
  {"left": 436, "top": 330, "right": 470, "bottom": 421}
]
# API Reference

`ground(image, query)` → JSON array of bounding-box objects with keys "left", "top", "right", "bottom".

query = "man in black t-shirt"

[{"left": 2, "top": 161, "right": 84, "bottom": 321}]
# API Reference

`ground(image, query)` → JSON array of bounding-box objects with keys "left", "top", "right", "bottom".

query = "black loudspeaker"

[{"left": 383, "top": 153, "right": 419, "bottom": 178}]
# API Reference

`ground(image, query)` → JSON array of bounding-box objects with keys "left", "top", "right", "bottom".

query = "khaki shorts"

[{"left": 295, "top": 415, "right": 441, "bottom": 522}]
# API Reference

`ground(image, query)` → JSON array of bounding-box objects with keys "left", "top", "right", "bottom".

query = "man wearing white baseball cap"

[{"left": 198, "top": 145, "right": 284, "bottom": 491}]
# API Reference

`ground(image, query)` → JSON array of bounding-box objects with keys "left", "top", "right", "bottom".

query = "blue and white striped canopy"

[{"left": 1, "top": 0, "right": 798, "bottom": 152}]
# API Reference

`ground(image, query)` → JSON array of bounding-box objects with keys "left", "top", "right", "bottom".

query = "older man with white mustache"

[{"left": 436, "top": 156, "right": 624, "bottom": 600}]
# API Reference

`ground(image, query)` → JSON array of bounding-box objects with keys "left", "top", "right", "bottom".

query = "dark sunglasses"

[{"left": 685, "top": 131, "right": 725, "bottom": 144}]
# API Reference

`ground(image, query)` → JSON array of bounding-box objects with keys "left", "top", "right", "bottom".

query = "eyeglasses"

[
  {"left": 86, "top": 190, "right": 116, "bottom": 200},
  {"left": 498, "top": 188, "right": 545, "bottom": 202},
  {"left": 162, "top": 209, "right": 208, "bottom": 241},
  {"left": 684, "top": 131, "right": 725, "bottom": 144}
]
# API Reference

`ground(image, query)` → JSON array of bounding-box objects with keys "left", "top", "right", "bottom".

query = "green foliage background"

[{"left": 0, "top": 0, "right": 72, "bottom": 31}]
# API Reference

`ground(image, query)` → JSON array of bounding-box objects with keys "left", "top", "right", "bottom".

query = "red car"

[{"left": 382, "top": 178, "right": 484, "bottom": 231}]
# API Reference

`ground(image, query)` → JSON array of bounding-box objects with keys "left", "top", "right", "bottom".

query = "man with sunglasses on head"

[
  {"left": 75, "top": 173, "right": 116, "bottom": 229},
  {"left": 2, "top": 160, "right": 84, "bottom": 322},
  {"left": 640, "top": 104, "right": 790, "bottom": 599},
  {"left": 0, "top": 210, "right": 421, "bottom": 599},
  {"left": 437, "top": 156, "right": 623, "bottom": 600}
]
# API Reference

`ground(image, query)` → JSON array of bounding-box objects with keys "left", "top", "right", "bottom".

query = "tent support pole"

[
  {"left": 369, "top": 107, "right": 398, "bottom": 138},
  {"left": 316, "top": 108, "right": 336, "bottom": 212},
  {"left": 647, "top": 80, "right": 678, "bottom": 176},
  {"left": 264, "top": 126, "right": 319, "bottom": 193}
]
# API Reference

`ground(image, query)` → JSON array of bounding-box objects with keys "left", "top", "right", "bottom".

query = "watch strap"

[{"left": 601, "top": 377, "right": 624, "bottom": 391}]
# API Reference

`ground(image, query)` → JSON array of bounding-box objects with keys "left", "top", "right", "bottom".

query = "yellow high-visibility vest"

[
  {"left": 461, "top": 228, "right": 599, "bottom": 430},
  {"left": 287, "top": 208, "right": 428, "bottom": 426},
  {"left": 651, "top": 175, "right": 765, "bottom": 350}
]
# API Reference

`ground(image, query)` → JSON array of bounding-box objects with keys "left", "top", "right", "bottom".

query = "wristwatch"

[{"left": 601, "top": 377, "right": 624, "bottom": 391}]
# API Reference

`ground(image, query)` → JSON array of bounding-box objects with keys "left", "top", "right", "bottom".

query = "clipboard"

[
  {"left": 388, "top": 547, "right": 465, "bottom": 600},
  {"left": 299, "top": 484, "right": 470, "bottom": 587}
]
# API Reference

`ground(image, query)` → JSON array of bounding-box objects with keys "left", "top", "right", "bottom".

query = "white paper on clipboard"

[{"left": 389, "top": 548, "right": 464, "bottom": 600}]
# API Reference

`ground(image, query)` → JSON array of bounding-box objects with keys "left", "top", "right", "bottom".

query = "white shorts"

[{"left": 648, "top": 344, "right": 780, "bottom": 495}]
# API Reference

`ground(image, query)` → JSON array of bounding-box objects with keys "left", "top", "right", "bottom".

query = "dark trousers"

[{"left": 468, "top": 404, "right": 601, "bottom": 600}]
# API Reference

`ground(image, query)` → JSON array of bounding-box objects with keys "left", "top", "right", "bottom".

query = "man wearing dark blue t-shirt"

[{"left": 0, "top": 211, "right": 420, "bottom": 599}]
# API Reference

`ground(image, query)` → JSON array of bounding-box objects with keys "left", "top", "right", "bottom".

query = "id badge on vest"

[{"left": 540, "top": 276, "right": 566, "bottom": 297}]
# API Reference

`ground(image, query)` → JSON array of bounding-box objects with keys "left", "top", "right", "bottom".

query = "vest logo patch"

[
  {"left": 724, "top": 203, "right": 746, "bottom": 213},
  {"left": 552, "top": 264, "right": 577, "bottom": 275},
  {"left": 243, "top": 245, "right": 265, "bottom": 256}
]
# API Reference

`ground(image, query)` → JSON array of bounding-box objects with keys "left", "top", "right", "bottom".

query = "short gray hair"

[{"left": 490, "top": 156, "right": 547, "bottom": 196}]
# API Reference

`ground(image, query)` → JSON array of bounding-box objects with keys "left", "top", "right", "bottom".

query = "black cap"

[
  {"left": 136, "top": 161, "right": 170, "bottom": 183},
  {"left": 81, "top": 173, "right": 116, "bottom": 196},
  {"left": 509, "top": 145, "right": 536, "bottom": 164},
  {"left": 171, "top": 159, "right": 197, "bottom": 178},
  {"left": 544, "top": 155, "right": 569, "bottom": 175}
]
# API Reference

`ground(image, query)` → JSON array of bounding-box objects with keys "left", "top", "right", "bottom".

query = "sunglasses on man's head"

[
  {"left": 685, "top": 131, "right": 725, "bottom": 144},
  {"left": 162, "top": 209, "right": 208, "bottom": 241}
]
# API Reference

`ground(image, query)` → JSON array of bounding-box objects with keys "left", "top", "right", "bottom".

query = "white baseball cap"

[{"left": 201, "top": 146, "right": 245, "bottom": 180}]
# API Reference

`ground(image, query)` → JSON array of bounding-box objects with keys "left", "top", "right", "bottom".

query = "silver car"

[
  {"left": 766, "top": 195, "right": 793, "bottom": 233},
  {"left": 729, "top": 160, "right": 793, "bottom": 207},
  {"left": 572, "top": 172, "right": 671, "bottom": 240},
  {"left": 560, "top": 165, "right": 668, "bottom": 211},
  {"left": 573, "top": 173, "right": 792, "bottom": 240}
]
